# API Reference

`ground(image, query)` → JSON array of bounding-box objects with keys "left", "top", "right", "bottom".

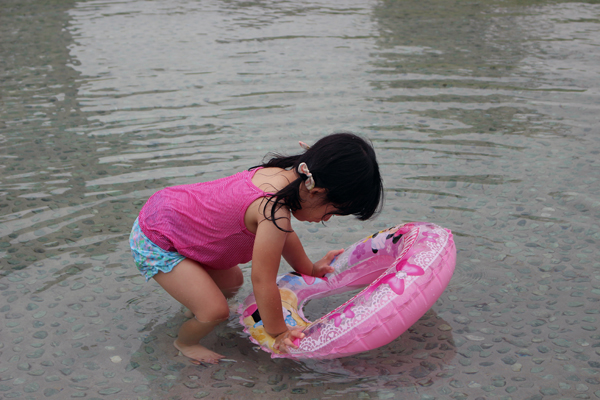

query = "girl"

[{"left": 130, "top": 132, "right": 383, "bottom": 364}]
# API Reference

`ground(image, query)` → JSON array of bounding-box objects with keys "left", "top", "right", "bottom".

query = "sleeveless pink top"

[{"left": 138, "top": 168, "right": 270, "bottom": 270}]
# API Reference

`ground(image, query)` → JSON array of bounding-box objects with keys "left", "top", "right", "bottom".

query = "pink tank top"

[{"left": 138, "top": 168, "right": 270, "bottom": 270}]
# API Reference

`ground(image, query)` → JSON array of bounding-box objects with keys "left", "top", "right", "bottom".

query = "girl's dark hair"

[{"left": 251, "top": 132, "right": 384, "bottom": 230}]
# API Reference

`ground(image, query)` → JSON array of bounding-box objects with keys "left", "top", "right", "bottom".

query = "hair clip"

[
  {"left": 298, "top": 141, "right": 310, "bottom": 151},
  {"left": 298, "top": 162, "right": 315, "bottom": 191}
]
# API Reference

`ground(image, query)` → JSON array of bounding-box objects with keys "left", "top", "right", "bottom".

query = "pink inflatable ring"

[{"left": 239, "top": 222, "right": 456, "bottom": 359}]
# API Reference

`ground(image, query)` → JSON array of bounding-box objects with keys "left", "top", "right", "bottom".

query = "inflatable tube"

[{"left": 239, "top": 222, "right": 456, "bottom": 359}]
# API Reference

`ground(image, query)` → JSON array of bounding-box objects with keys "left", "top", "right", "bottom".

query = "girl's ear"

[{"left": 308, "top": 187, "right": 328, "bottom": 198}]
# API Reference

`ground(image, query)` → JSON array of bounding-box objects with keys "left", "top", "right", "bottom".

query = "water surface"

[{"left": 1, "top": 0, "right": 599, "bottom": 399}]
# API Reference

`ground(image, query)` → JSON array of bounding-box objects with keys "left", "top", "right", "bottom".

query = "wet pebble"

[
  {"left": 540, "top": 387, "right": 558, "bottom": 395},
  {"left": 211, "top": 369, "right": 227, "bottom": 381},
  {"left": 32, "top": 331, "right": 47, "bottom": 339},
  {"left": 512, "top": 363, "right": 523, "bottom": 372},
  {"left": 553, "top": 338, "right": 573, "bottom": 348},
  {"left": 267, "top": 374, "right": 283, "bottom": 385},
  {"left": 43, "top": 388, "right": 60, "bottom": 397},
  {"left": 409, "top": 366, "right": 430, "bottom": 379},
  {"left": 97, "top": 387, "right": 121, "bottom": 395},
  {"left": 454, "top": 316, "right": 471, "bottom": 325}
]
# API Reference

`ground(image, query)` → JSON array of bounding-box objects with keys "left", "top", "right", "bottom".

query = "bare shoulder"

[
  {"left": 244, "top": 194, "right": 292, "bottom": 235},
  {"left": 245, "top": 167, "right": 296, "bottom": 234},
  {"left": 251, "top": 167, "right": 297, "bottom": 194}
]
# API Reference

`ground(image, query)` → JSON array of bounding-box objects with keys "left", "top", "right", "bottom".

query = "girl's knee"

[
  {"left": 213, "top": 304, "right": 231, "bottom": 321},
  {"left": 192, "top": 300, "right": 230, "bottom": 322},
  {"left": 207, "top": 265, "right": 244, "bottom": 298},
  {"left": 231, "top": 266, "right": 244, "bottom": 287},
  {"left": 223, "top": 267, "right": 244, "bottom": 298}
]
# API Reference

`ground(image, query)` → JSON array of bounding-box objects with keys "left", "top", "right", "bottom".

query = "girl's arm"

[
  {"left": 251, "top": 210, "right": 302, "bottom": 344},
  {"left": 283, "top": 231, "right": 342, "bottom": 277},
  {"left": 281, "top": 231, "right": 313, "bottom": 275}
]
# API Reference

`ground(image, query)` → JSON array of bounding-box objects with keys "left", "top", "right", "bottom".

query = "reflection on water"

[{"left": 1, "top": 0, "right": 599, "bottom": 398}]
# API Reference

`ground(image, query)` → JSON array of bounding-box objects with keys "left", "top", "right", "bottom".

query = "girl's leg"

[
  {"left": 206, "top": 265, "right": 244, "bottom": 299},
  {"left": 183, "top": 265, "right": 244, "bottom": 317},
  {"left": 153, "top": 259, "right": 232, "bottom": 364}
]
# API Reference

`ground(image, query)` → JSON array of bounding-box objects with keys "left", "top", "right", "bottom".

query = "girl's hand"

[
  {"left": 272, "top": 328, "right": 305, "bottom": 353},
  {"left": 312, "top": 249, "right": 344, "bottom": 277}
]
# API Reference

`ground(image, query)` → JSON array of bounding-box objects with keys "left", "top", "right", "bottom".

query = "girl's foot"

[{"left": 174, "top": 339, "right": 224, "bottom": 364}]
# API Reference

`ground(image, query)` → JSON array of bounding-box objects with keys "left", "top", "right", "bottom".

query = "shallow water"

[{"left": 1, "top": 0, "right": 599, "bottom": 399}]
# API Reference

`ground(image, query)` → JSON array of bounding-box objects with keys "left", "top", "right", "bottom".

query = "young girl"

[{"left": 130, "top": 132, "right": 383, "bottom": 364}]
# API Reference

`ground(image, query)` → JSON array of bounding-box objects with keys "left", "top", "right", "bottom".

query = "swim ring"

[{"left": 239, "top": 222, "right": 456, "bottom": 359}]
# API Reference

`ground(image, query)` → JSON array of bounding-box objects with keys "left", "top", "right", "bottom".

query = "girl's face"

[{"left": 292, "top": 191, "right": 338, "bottom": 223}]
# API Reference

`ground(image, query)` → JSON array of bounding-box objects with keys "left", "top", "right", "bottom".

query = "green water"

[{"left": 1, "top": 0, "right": 599, "bottom": 399}]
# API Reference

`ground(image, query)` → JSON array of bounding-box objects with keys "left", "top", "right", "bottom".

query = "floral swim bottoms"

[{"left": 129, "top": 218, "right": 186, "bottom": 281}]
